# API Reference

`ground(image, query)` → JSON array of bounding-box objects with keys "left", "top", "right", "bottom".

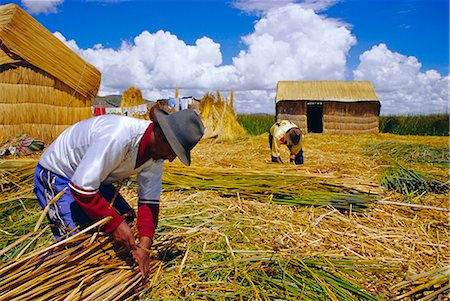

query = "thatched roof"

[
  {"left": 276, "top": 81, "right": 379, "bottom": 103},
  {"left": 0, "top": 3, "right": 101, "bottom": 99}
]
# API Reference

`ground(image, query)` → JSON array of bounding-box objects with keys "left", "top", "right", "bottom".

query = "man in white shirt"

[
  {"left": 34, "top": 109, "right": 204, "bottom": 277},
  {"left": 269, "top": 120, "right": 303, "bottom": 164}
]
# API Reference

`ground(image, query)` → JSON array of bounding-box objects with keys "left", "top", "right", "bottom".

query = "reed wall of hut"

[
  {"left": 276, "top": 100, "right": 307, "bottom": 133},
  {"left": 0, "top": 62, "right": 93, "bottom": 143},
  {"left": 322, "top": 101, "right": 380, "bottom": 134},
  {"left": 0, "top": 4, "right": 101, "bottom": 144}
]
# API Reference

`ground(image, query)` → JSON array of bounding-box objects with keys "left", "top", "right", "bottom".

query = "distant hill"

[{"left": 93, "top": 95, "right": 155, "bottom": 108}]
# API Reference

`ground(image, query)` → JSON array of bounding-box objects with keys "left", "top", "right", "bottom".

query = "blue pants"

[{"left": 34, "top": 164, "right": 135, "bottom": 240}]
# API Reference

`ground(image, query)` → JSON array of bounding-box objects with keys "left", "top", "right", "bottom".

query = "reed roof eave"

[
  {"left": 276, "top": 80, "right": 379, "bottom": 103},
  {"left": 0, "top": 3, "right": 101, "bottom": 99}
]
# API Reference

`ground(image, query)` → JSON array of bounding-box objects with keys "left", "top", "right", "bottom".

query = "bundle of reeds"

[
  {"left": 365, "top": 142, "right": 448, "bottom": 164},
  {"left": 199, "top": 92, "right": 247, "bottom": 140},
  {"left": 121, "top": 86, "right": 145, "bottom": 108},
  {"left": 380, "top": 164, "right": 449, "bottom": 195},
  {"left": 0, "top": 219, "right": 153, "bottom": 301},
  {"left": 161, "top": 165, "right": 377, "bottom": 212},
  {"left": 391, "top": 266, "right": 449, "bottom": 300}
]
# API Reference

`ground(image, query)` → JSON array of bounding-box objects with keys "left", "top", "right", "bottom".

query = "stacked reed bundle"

[
  {"left": 0, "top": 4, "right": 100, "bottom": 98},
  {"left": 120, "top": 86, "right": 150, "bottom": 120},
  {"left": 0, "top": 4, "right": 101, "bottom": 143},
  {"left": 365, "top": 141, "right": 449, "bottom": 196},
  {"left": 162, "top": 165, "right": 378, "bottom": 212},
  {"left": 0, "top": 218, "right": 177, "bottom": 301},
  {"left": 121, "top": 86, "right": 145, "bottom": 108},
  {"left": 199, "top": 91, "right": 247, "bottom": 140}
]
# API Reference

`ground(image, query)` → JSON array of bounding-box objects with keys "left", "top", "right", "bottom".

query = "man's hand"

[
  {"left": 271, "top": 156, "right": 283, "bottom": 163},
  {"left": 111, "top": 221, "right": 137, "bottom": 251},
  {"left": 132, "top": 236, "right": 153, "bottom": 278},
  {"left": 289, "top": 154, "right": 296, "bottom": 163}
]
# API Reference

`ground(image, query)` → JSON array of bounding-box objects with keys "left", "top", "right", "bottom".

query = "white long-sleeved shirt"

[
  {"left": 39, "top": 114, "right": 163, "bottom": 200},
  {"left": 270, "top": 120, "right": 302, "bottom": 157}
]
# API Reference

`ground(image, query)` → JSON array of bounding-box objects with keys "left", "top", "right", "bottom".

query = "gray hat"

[
  {"left": 285, "top": 127, "right": 302, "bottom": 146},
  {"left": 153, "top": 108, "right": 204, "bottom": 166}
]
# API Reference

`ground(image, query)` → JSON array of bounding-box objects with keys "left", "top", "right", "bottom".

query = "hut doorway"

[{"left": 307, "top": 102, "right": 323, "bottom": 133}]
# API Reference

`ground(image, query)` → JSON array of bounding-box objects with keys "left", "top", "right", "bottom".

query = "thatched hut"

[
  {"left": 0, "top": 4, "right": 101, "bottom": 143},
  {"left": 276, "top": 81, "right": 380, "bottom": 134}
]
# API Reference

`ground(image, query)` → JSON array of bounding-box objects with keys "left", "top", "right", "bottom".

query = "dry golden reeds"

[
  {"left": 0, "top": 218, "right": 161, "bottom": 301},
  {"left": 0, "top": 131, "right": 448, "bottom": 300},
  {"left": 200, "top": 92, "right": 247, "bottom": 140},
  {"left": 0, "top": 4, "right": 100, "bottom": 99},
  {"left": 0, "top": 3, "right": 101, "bottom": 143},
  {"left": 121, "top": 86, "right": 145, "bottom": 108}
]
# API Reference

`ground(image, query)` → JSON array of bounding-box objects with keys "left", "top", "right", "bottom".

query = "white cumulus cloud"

[
  {"left": 51, "top": 2, "right": 447, "bottom": 116},
  {"left": 52, "top": 3, "right": 356, "bottom": 115},
  {"left": 354, "top": 43, "right": 449, "bottom": 115},
  {"left": 232, "top": 4, "right": 355, "bottom": 112},
  {"left": 233, "top": 0, "right": 339, "bottom": 15},
  {"left": 61, "top": 29, "right": 240, "bottom": 100},
  {"left": 21, "top": 0, "right": 63, "bottom": 14}
]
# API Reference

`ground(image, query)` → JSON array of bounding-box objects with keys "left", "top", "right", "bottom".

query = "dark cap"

[
  {"left": 153, "top": 109, "right": 205, "bottom": 166},
  {"left": 285, "top": 127, "right": 302, "bottom": 146}
]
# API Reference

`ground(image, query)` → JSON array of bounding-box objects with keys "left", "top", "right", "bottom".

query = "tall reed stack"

[
  {"left": 200, "top": 91, "right": 247, "bottom": 140},
  {"left": 121, "top": 86, "right": 144, "bottom": 108},
  {"left": 0, "top": 4, "right": 100, "bottom": 143},
  {"left": 120, "top": 86, "right": 150, "bottom": 119}
]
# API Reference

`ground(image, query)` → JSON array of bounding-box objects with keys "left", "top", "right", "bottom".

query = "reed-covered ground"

[{"left": 0, "top": 132, "right": 448, "bottom": 300}]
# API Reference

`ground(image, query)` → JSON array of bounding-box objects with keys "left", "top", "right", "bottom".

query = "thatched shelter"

[
  {"left": 0, "top": 4, "right": 101, "bottom": 143},
  {"left": 276, "top": 81, "right": 380, "bottom": 134}
]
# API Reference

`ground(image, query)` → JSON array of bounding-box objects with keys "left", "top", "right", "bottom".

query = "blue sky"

[{"left": 5, "top": 0, "right": 449, "bottom": 115}]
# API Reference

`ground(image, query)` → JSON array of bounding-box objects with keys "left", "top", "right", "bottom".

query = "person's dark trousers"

[
  {"left": 295, "top": 149, "right": 304, "bottom": 164},
  {"left": 268, "top": 133, "right": 273, "bottom": 149}
]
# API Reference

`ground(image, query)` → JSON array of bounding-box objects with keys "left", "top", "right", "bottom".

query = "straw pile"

[
  {"left": 121, "top": 86, "right": 145, "bottom": 108},
  {"left": 0, "top": 4, "right": 101, "bottom": 143},
  {"left": 0, "top": 4, "right": 101, "bottom": 99},
  {"left": 0, "top": 132, "right": 448, "bottom": 300},
  {"left": 199, "top": 92, "right": 247, "bottom": 140},
  {"left": 0, "top": 217, "right": 188, "bottom": 301}
]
